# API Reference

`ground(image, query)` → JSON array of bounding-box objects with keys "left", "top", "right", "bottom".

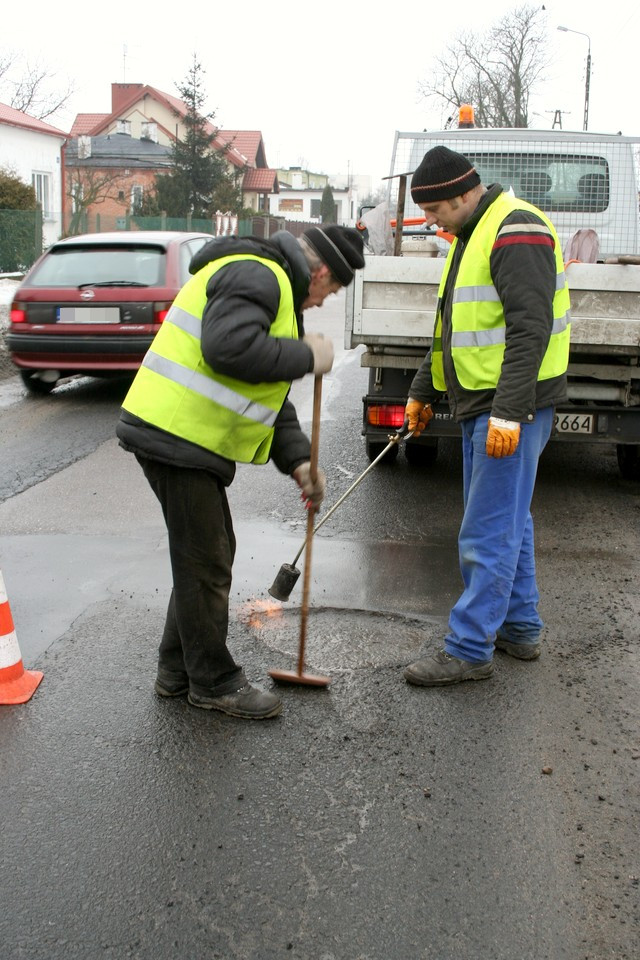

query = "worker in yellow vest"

[
  {"left": 402, "top": 146, "right": 570, "bottom": 686},
  {"left": 117, "top": 226, "right": 365, "bottom": 718}
]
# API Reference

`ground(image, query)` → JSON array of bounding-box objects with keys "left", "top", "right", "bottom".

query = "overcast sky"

[{"left": 3, "top": 0, "right": 638, "bottom": 187}]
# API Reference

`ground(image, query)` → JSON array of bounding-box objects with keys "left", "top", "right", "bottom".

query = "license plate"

[
  {"left": 554, "top": 412, "right": 594, "bottom": 434},
  {"left": 56, "top": 307, "right": 120, "bottom": 323}
]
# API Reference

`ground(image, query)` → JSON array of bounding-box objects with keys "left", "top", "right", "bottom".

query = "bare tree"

[
  {"left": 0, "top": 48, "right": 74, "bottom": 121},
  {"left": 418, "top": 5, "right": 549, "bottom": 128},
  {"left": 65, "top": 168, "right": 128, "bottom": 236}
]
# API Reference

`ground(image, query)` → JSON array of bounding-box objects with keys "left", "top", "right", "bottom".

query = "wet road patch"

[{"left": 237, "top": 601, "right": 436, "bottom": 673}]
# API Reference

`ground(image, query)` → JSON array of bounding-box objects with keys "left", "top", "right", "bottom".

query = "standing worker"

[
  {"left": 116, "top": 226, "right": 365, "bottom": 718},
  {"left": 403, "top": 146, "right": 570, "bottom": 687}
]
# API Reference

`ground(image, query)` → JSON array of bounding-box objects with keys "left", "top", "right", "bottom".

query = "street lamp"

[{"left": 558, "top": 25, "right": 592, "bottom": 131}]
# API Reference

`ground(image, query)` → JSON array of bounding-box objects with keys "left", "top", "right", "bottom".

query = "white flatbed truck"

[{"left": 345, "top": 127, "right": 640, "bottom": 479}]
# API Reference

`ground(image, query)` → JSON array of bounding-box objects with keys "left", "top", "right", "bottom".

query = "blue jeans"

[{"left": 444, "top": 407, "right": 554, "bottom": 663}]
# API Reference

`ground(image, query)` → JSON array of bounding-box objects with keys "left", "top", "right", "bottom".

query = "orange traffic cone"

[{"left": 0, "top": 569, "right": 43, "bottom": 704}]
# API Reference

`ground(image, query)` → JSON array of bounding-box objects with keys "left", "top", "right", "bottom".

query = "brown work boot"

[
  {"left": 404, "top": 649, "right": 493, "bottom": 686},
  {"left": 188, "top": 682, "right": 282, "bottom": 719}
]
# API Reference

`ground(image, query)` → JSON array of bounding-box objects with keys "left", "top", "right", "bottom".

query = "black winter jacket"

[
  {"left": 409, "top": 184, "right": 568, "bottom": 423},
  {"left": 116, "top": 231, "right": 317, "bottom": 485}
]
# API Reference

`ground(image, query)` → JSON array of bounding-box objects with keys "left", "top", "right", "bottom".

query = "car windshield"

[{"left": 27, "top": 245, "right": 165, "bottom": 287}]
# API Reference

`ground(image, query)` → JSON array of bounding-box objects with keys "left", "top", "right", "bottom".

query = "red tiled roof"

[
  {"left": 0, "top": 101, "right": 67, "bottom": 137},
  {"left": 216, "top": 130, "right": 265, "bottom": 167},
  {"left": 82, "top": 85, "right": 248, "bottom": 169},
  {"left": 242, "top": 168, "right": 279, "bottom": 193},
  {"left": 69, "top": 113, "right": 109, "bottom": 136}
]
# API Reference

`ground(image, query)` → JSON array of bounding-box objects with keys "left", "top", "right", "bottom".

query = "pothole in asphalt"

[{"left": 237, "top": 600, "right": 437, "bottom": 672}]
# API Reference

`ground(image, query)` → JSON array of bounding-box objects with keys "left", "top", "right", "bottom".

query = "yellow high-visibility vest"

[
  {"left": 431, "top": 193, "right": 570, "bottom": 392},
  {"left": 122, "top": 254, "right": 298, "bottom": 464}
]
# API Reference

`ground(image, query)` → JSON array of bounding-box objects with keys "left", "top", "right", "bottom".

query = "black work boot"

[
  {"left": 495, "top": 637, "right": 541, "bottom": 660},
  {"left": 404, "top": 649, "right": 493, "bottom": 686},
  {"left": 188, "top": 683, "right": 282, "bottom": 719}
]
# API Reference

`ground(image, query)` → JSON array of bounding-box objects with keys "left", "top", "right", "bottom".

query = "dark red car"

[{"left": 7, "top": 230, "right": 214, "bottom": 394}]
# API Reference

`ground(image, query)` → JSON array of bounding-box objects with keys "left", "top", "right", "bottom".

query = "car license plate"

[
  {"left": 56, "top": 307, "right": 120, "bottom": 323},
  {"left": 554, "top": 412, "right": 594, "bottom": 434}
]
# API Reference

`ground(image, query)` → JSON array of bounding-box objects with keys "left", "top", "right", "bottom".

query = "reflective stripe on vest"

[
  {"left": 122, "top": 254, "right": 297, "bottom": 464},
  {"left": 431, "top": 193, "right": 571, "bottom": 392}
]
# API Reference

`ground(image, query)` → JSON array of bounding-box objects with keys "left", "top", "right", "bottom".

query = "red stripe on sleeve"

[{"left": 493, "top": 234, "right": 555, "bottom": 250}]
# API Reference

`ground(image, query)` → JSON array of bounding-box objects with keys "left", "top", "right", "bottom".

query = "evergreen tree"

[
  {"left": 0, "top": 167, "right": 36, "bottom": 209},
  {"left": 142, "top": 57, "right": 240, "bottom": 218},
  {"left": 320, "top": 184, "right": 337, "bottom": 223}
]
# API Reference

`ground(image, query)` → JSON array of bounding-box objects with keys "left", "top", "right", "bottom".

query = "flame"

[{"left": 239, "top": 598, "right": 284, "bottom": 630}]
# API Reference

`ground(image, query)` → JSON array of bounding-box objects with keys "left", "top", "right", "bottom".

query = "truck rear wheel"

[
  {"left": 405, "top": 439, "right": 438, "bottom": 466},
  {"left": 366, "top": 440, "right": 399, "bottom": 463},
  {"left": 616, "top": 444, "right": 640, "bottom": 481}
]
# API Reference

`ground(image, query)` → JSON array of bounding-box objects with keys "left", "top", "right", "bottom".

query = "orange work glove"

[
  {"left": 486, "top": 417, "right": 521, "bottom": 458},
  {"left": 405, "top": 398, "right": 433, "bottom": 436}
]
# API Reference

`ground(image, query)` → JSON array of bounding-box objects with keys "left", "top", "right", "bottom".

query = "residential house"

[
  {"left": 66, "top": 84, "right": 279, "bottom": 226},
  {"left": 0, "top": 101, "right": 67, "bottom": 246},
  {"left": 63, "top": 131, "right": 172, "bottom": 233},
  {"left": 271, "top": 166, "right": 358, "bottom": 225},
  {"left": 215, "top": 130, "right": 279, "bottom": 212}
]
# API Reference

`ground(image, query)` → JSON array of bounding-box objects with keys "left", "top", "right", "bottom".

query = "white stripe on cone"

[
  {"left": 0, "top": 569, "right": 43, "bottom": 704},
  {"left": 0, "top": 628, "right": 23, "bottom": 669}
]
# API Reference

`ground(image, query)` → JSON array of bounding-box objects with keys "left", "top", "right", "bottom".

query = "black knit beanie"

[
  {"left": 410, "top": 146, "right": 481, "bottom": 203},
  {"left": 302, "top": 225, "right": 365, "bottom": 286}
]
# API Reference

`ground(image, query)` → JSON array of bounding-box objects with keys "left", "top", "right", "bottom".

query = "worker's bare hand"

[
  {"left": 303, "top": 333, "right": 334, "bottom": 375},
  {"left": 486, "top": 417, "right": 521, "bottom": 457},
  {"left": 293, "top": 462, "right": 326, "bottom": 509},
  {"left": 405, "top": 398, "right": 433, "bottom": 435}
]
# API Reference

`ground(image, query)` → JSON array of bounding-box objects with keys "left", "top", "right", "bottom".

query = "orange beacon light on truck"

[{"left": 458, "top": 104, "right": 475, "bottom": 128}]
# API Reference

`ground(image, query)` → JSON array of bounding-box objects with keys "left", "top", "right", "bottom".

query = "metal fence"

[{"left": 0, "top": 209, "right": 43, "bottom": 273}]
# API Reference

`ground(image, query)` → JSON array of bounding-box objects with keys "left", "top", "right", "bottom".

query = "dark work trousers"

[{"left": 137, "top": 456, "right": 245, "bottom": 697}]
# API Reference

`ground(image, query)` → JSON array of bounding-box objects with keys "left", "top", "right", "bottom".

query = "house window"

[
  {"left": 32, "top": 172, "right": 52, "bottom": 219},
  {"left": 310, "top": 199, "right": 322, "bottom": 218},
  {"left": 279, "top": 198, "right": 303, "bottom": 213},
  {"left": 130, "top": 184, "right": 143, "bottom": 213}
]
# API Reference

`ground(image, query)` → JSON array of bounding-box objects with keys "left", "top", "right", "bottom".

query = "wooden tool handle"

[
  {"left": 309, "top": 375, "right": 322, "bottom": 484},
  {"left": 297, "top": 374, "right": 322, "bottom": 674}
]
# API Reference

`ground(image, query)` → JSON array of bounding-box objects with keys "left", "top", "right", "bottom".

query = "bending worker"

[
  {"left": 116, "top": 225, "right": 365, "bottom": 719},
  {"left": 403, "top": 146, "right": 570, "bottom": 687}
]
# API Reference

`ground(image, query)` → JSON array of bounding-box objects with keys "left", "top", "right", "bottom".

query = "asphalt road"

[{"left": 0, "top": 291, "right": 638, "bottom": 960}]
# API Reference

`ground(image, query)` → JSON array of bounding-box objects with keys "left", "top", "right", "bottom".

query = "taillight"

[
  {"left": 153, "top": 302, "right": 171, "bottom": 323},
  {"left": 10, "top": 303, "right": 26, "bottom": 323},
  {"left": 367, "top": 404, "right": 405, "bottom": 428}
]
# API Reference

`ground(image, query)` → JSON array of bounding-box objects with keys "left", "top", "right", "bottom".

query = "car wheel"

[
  {"left": 20, "top": 371, "right": 58, "bottom": 395},
  {"left": 365, "top": 439, "right": 399, "bottom": 463},
  {"left": 616, "top": 443, "right": 640, "bottom": 481},
  {"left": 405, "top": 439, "right": 439, "bottom": 466}
]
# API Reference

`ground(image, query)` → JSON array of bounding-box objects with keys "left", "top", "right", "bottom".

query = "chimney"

[
  {"left": 111, "top": 82, "right": 144, "bottom": 114},
  {"left": 141, "top": 121, "right": 158, "bottom": 143},
  {"left": 78, "top": 135, "right": 91, "bottom": 159}
]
